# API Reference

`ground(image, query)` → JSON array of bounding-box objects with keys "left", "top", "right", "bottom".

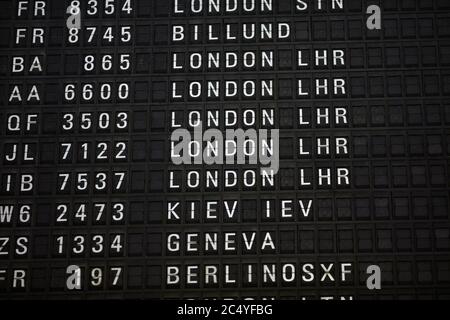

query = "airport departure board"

[{"left": 0, "top": 0, "right": 450, "bottom": 300}]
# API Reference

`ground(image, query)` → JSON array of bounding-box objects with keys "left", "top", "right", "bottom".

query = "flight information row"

[
  {"left": 2, "top": 73, "right": 450, "bottom": 105},
  {"left": 1, "top": 0, "right": 450, "bottom": 21},
  {"left": 0, "top": 227, "right": 449, "bottom": 258},
  {"left": 1, "top": 15, "right": 449, "bottom": 49},
  {"left": 2, "top": 44, "right": 450, "bottom": 76},
  {"left": 0, "top": 105, "right": 449, "bottom": 135},
  {"left": 1, "top": 191, "right": 449, "bottom": 225},
  {"left": 1, "top": 163, "right": 450, "bottom": 194},
  {"left": 1, "top": 134, "right": 449, "bottom": 165}
]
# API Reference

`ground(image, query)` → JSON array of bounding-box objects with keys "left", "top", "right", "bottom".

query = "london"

[
  {"left": 173, "top": 0, "right": 273, "bottom": 14},
  {"left": 171, "top": 79, "right": 274, "bottom": 100}
]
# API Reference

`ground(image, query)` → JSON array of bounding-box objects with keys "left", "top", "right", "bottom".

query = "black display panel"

[{"left": 0, "top": 0, "right": 449, "bottom": 300}]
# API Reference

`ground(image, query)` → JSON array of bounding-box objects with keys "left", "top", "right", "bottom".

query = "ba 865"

[{"left": 83, "top": 53, "right": 131, "bottom": 73}]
